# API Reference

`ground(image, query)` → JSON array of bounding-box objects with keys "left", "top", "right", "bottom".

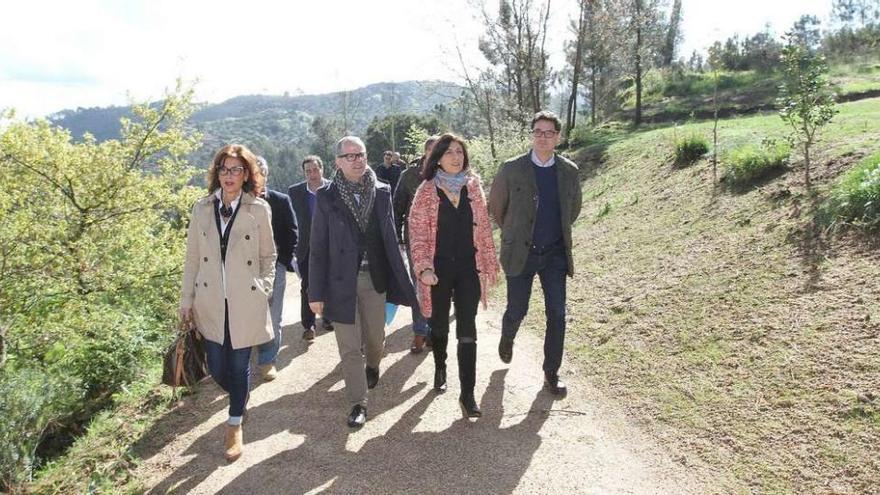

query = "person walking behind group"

[
  {"left": 288, "top": 156, "right": 333, "bottom": 341},
  {"left": 179, "top": 144, "right": 276, "bottom": 462},
  {"left": 309, "top": 136, "right": 417, "bottom": 428},
  {"left": 409, "top": 133, "right": 498, "bottom": 418},
  {"left": 393, "top": 135, "right": 438, "bottom": 353},
  {"left": 489, "top": 111, "right": 582, "bottom": 397},
  {"left": 255, "top": 156, "right": 297, "bottom": 381},
  {"left": 376, "top": 149, "right": 403, "bottom": 196}
]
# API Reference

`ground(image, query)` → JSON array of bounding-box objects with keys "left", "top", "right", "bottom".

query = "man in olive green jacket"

[{"left": 488, "top": 110, "right": 582, "bottom": 396}]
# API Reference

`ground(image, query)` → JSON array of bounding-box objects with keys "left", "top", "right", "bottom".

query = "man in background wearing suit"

[
  {"left": 288, "top": 155, "right": 333, "bottom": 341},
  {"left": 256, "top": 156, "right": 298, "bottom": 381}
]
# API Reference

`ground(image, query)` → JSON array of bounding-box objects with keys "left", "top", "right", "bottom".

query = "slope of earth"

[{"left": 554, "top": 97, "right": 880, "bottom": 494}]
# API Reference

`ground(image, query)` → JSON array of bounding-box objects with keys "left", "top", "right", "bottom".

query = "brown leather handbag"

[{"left": 162, "top": 320, "right": 208, "bottom": 387}]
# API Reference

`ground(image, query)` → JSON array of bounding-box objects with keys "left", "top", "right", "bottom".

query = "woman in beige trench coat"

[{"left": 179, "top": 144, "right": 276, "bottom": 462}]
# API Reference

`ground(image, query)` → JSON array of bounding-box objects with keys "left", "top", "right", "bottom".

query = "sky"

[{"left": 0, "top": 0, "right": 835, "bottom": 118}]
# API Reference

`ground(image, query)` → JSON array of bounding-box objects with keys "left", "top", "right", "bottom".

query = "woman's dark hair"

[
  {"left": 206, "top": 144, "right": 264, "bottom": 196},
  {"left": 421, "top": 133, "right": 469, "bottom": 181}
]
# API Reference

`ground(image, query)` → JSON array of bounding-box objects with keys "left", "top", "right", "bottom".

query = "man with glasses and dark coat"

[
  {"left": 288, "top": 155, "right": 333, "bottom": 341},
  {"left": 309, "top": 136, "right": 417, "bottom": 428},
  {"left": 488, "top": 110, "right": 583, "bottom": 397}
]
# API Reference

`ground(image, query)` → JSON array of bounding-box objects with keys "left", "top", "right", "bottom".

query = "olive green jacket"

[{"left": 488, "top": 151, "right": 582, "bottom": 277}]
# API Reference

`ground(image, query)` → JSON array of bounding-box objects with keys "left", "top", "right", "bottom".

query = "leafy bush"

[
  {"left": 0, "top": 366, "right": 80, "bottom": 490},
  {"left": 468, "top": 122, "right": 532, "bottom": 185},
  {"left": 723, "top": 140, "right": 791, "bottom": 186},
  {"left": 825, "top": 152, "right": 880, "bottom": 228},
  {"left": 673, "top": 132, "right": 709, "bottom": 167},
  {"left": 0, "top": 83, "right": 202, "bottom": 489}
]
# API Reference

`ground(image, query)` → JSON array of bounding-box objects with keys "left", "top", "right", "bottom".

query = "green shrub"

[
  {"left": 468, "top": 122, "right": 532, "bottom": 185},
  {"left": 673, "top": 132, "right": 709, "bottom": 167},
  {"left": 723, "top": 140, "right": 791, "bottom": 186},
  {"left": 0, "top": 366, "right": 80, "bottom": 490},
  {"left": 826, "top": 152, "right": 880, "bottom": 228},
  {"left": 0, "top": 84, "right": 201, "bottom": 491}
]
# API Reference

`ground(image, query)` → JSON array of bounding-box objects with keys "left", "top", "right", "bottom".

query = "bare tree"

[
  {"left": 563, "top": 0, "right": 590, "bottom": 144},
  {"left": 457, "top": 46, "right": 499, "bottom": 158},
  {"left": 477, "top": 0, "right": 554, "bottom": 122}
]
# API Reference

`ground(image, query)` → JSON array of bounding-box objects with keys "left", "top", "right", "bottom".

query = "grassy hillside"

[
  {"left": 620, "top": 60, "right": 880, "bottom": 123},
  {"left": 536, "top": 98, "right": 880, "bottom": 493}
]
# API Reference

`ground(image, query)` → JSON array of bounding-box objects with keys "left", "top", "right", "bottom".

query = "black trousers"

[
  {"left": 429, "top": 261, "right": 480, "bottom": 364},
  {"left": 298, "top": 256, "right": 332, "bottom": 330}
]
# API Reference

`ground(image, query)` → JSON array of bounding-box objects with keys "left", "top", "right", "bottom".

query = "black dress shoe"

[
  {"left": 365, "top": 366, "right": 380, "bottom": 389},
  {"left": 544, "top": 373, "right": 568, "bottom": 397},
  {"left": 498, "top": 336, "right": 514, "bottom": 364},
  {"left": 347, "top": 405, "right": 367, "bottom": 428},
  {"left": 434, "top": 367, "right": 447, "bottom": 392},
  {"left": 459, "top": 394, "right": 482, "bottom": 418},
  {"left": 322, "top": 319, "right": 334, "bottom": 332}
]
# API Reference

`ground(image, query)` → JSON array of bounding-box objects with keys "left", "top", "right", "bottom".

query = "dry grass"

[{"left": 516, "top": 99, "right": 880, "bottom": 494}]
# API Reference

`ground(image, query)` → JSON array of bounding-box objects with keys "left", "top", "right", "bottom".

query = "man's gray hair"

[
  {"left": 335, "top": 136, "right": 366, "bottom": 155},
  {"left": 256, "top": 155, "right": 269, "bottom": 176}
]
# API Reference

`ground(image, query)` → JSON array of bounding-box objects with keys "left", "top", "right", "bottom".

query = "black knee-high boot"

[
  {"left": 457, "top": 342, "right": 481, "bottom": 417},
  {"left": 432, "top": 333, "right": 448, "bottom": 391}
]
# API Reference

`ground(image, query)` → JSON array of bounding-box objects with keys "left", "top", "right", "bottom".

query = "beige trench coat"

[{"left": 180, "top": 192, "right": 276, "bottom": 349}]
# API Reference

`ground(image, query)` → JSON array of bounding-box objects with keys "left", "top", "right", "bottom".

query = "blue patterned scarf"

[{"left": 433, "top": 169, "right": 469, "bottom": 196}]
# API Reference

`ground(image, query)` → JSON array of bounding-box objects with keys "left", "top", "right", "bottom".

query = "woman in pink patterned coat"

[{"left": 408, "top": 133, "right": 498, "bottom": 418}]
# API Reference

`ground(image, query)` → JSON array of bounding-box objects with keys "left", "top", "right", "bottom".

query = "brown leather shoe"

[
  {"left": 410, "top": 335, "right": 426, "bottom": 353},
  {"left": 261, "top": 364, "right": 277, "bottom": 381},
  {"left": 225, "top": 424, "right": 243, "bottom": 462}
]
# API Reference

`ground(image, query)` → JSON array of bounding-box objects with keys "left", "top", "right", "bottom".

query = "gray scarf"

[{"left": 334, "top": 167, "right": 376, "bottom": 233}]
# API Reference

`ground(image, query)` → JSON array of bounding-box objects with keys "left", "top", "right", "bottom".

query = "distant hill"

[
  {"left": 49, "top": 80, "right": 463, "bottom": 142},
  {"left": 48, "top": 80, "right": 463, "bottom": 188}
]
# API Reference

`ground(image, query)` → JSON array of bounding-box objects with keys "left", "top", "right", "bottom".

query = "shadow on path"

[{"left": 224, "top": 369, "right": 552, "bottom": 494}]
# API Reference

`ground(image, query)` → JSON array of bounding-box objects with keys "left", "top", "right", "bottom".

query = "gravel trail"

[{"left": 134, "top": 276, "right": 708, "bottom": 494}]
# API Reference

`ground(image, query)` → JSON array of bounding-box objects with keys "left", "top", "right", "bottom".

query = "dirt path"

[{"left": 134, "top": 276, "right": 708, "bottom": 494}]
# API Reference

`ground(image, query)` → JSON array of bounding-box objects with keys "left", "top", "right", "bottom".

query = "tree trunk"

[
  {"left": 564, "top": 0, "right": 588, "bottom": 145},
  {"left": 634, "top": 0, "right": 643, "bottom": 126},
  {"left": 590, "top": 67, "right": 597, "bottom": 125},
  {"left": 804, "top": 138, "right": 812, "bottom": 190},
  {"left": 486, "top": 90, "right": 497, "bottom": 159},
  {"left": 712, "top": 68, "right": 719, "bottom": 187}
]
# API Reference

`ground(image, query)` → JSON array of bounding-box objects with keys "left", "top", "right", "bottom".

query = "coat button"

[
  {"left": 247, "top": 260, "right": 252, "bottom": 266},
  {"left": 251, "top": 286, "right": 257, "bottom": 291},
  {"left": 203, "top": 257, "right": 208, "bottom": 262},
  {"left": 245, "top": 235, "right": 250, "bottom": 240}
]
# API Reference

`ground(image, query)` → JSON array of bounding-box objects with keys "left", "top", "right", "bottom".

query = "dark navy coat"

[
  {"left": 308, "top": 180, "right": 417, "bottom": 324},
  {"left": 263, "top": 188, "right": 298, "bottom": 268}
]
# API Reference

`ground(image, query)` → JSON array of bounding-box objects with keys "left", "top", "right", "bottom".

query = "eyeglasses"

[
  {"left": 218, "top": 166, "right": 245, "bottom": 176},
  {"left": 337, "top": 152, "right": 366, "bottom": 162},
  {"left": 531, "top": 129, "right": 559, "bottom": 138}
]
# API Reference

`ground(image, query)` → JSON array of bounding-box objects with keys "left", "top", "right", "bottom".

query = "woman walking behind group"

[
  {"left": 408, "top": 133, "right": 498, "bottom": 418},
  {"left": 179, "top": 144, "right": 276, "bottom": 461}
]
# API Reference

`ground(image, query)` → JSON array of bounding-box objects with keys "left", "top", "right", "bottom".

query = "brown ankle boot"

[{"left": 225, "top": 424, "right": 243, "bottom": 462}]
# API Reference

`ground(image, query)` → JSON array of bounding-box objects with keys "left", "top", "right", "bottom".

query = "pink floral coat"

[{"left": 408, "top": 172, "right": 499, "bottom": 318}]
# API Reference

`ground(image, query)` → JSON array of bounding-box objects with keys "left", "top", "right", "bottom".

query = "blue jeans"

[
  {"left": 501, "top": 243, "right": 568, "bottom": 376},
  {"left": 405, "top": 245, "right": 430, "bottom": 336},
  {"left": 204, "top": 302, "right": 252, "bottom": 418},
  {"left": 257, "top": 262, "right": 286, "bottom": 365}
]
